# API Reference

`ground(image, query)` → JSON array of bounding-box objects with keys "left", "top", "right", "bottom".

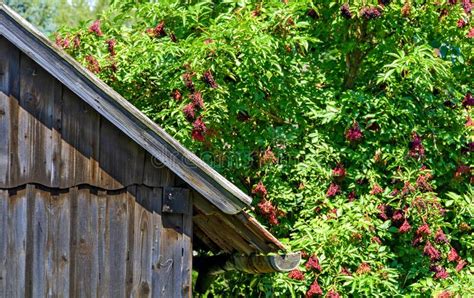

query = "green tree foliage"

[
  {"left": 4, "top": 0, "right": 109, "bottom": 34},
  {"left": 58, "top": 0, "right": 473, "bottom": 296}
]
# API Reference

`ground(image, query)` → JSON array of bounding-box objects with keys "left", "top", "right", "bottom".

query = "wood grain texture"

[{"left": 0, "top": 190, "right": 7, "bottom": 297}]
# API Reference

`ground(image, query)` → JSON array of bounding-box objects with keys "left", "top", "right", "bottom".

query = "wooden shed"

[{"left": 0, "top": 3, "right": 299, "bottom": 297}]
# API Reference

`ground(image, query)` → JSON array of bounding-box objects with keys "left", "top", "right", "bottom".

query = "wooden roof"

[
  {"left": 0, "top": 3, "right": 250, "bottom": 215},
  {"left": 0, "top": 4, "right": 285, "bottom": 253}
]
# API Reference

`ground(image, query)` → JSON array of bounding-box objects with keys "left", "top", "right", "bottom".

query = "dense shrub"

[{"left": 58, "top": 0, "right": 473, "bottom": 296}]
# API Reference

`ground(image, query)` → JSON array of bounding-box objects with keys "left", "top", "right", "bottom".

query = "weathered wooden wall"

[{"left": 0, "top": 36, "right": 192, "bottom": 297}]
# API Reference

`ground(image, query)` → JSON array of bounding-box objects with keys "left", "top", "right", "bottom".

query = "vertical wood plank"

[
  {"left": 0, "top": 93, "right": 11, "bottom": 186},
  {"left": 0, "top": 36, "right": 20, "bottom": 98},
  {"left": 60, "top": 88, "right": 101, "bottom": 188},
  {"left": 29, "top": 187, "right": 49, "bottom": 297},
  {"left": 5, "top": 186, "right": 29, "bottom": 297},
  {"left": 18, "top": 53, "right": 62, "bottom": 187},
  {"left": 157, "top": 188, "right": 192, "bottom": 298},
  {"left": 181, "top": 194, "right": 193, "bottom": 298},
  {"left": 129, "top": 186, "right": 154, "bottom": 298},
  {"left": 96, "top": 190, "right": 108, "bottom": 298},
  {"left": 98, "top": 118, "right": 145, "bottom": 189},
  {"left": 150, "top": 188, "right": 163, "bottom": 298},
  {"left": 0, "top": 190, "right": 8, "bottom": 297},
  {"left": 70, "top": 187, "right": 99, "bottom": 298},
  {"left": 126, "top": 186, "right": 136, "bottom": 297},
  {"left": 47, "top": 190, "right": 71, "bottom": 297},
  {"left": 107, "top": 190, "right": 129, "bottom": 298},
  {"left": 0, "top": 36, "right": 20, "bottom": 187}
]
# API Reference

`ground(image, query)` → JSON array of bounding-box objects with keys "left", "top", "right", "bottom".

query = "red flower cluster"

[
  {"left": 88, "top": 20, "right": 103, "bottom": 36},
  {"left": 326, "top": 183, "right": 340, "bottom": 197},
  {"left": 257, "top": 199, "right": 279, "bottom": 225},
  {"left": 261, "top": 148, "right": 277, "bottom": 165},
  {"left": 462, "top": 92, "right": 474, "bottom": 107},
  {"left": 416, "top": 173, "right": 432, "bottom": 191},
  {"left": 457, "top": 18, "right": 467, "bottom": 28},
  {"left": 332, "top": 164, "right": 346, "bottom": 180},
  {"left": 288, "top": 269, "right": 304, "bottom": 280},
  {"left": 252, "top": 181, "right": 268, "bottom": 198},
  {"left": 370, "top": 183, "right": 383, "bottom": 195},
  {"left": 55, "top": 35, "right": 70, "bottom": 49},
  {"left": 85, "top": 55, "right": 100, "bottom": 73},
  {"left": 147, "top": 21, "right": 166, "bottom": 37},
  {"left": 340, "top": 4, "right": 353, "bottom": 19},
  {"left": 399, "top": 219, "right": 412, "bottom": 233},
  {"left": 447, "top": 247, "right": 459, "bottom": 262},
  {"left": 437, "top": 290, "right": 452, "bottom": 298},
  {"left": 408, "top": 132, "right": 425, "bottom": 158},
  {"left": 306, "top": 280, "right": 323, "bottom": 297},
  {"left": 305, "top": 255, "right": 321, "bottom": 271},
  {"left": 431, "top": 265, "right": 449, "bottom": 279},
  {"left": 468, "top": 27, "right": 474, "bottom": 38},
  {"left": 73, "top": 36, "right": 81, "bottom": 48},
  {"left": 456, "top": 259, "right": 467, "bottom": 272},
  {"left": 402, "top": 181, "right": 415, "bottom": 196},
  {"left": 417, "top": 223, "right": 431, "bottom": 236},
  {"left": 171, "top": 89, "right": 182, "bottom": 101},
  {"left": 454, "top": 164, "right": 471, "bottom": 179},
  {"left": 191, "top": 91, "right": 205, "bottom": 109},
  {"left": 401, "top": 1, "right": 411, "bottom": 17},
  {"left": 183, "top": 103, "right": 195, "bottom": 121},
  {"left": 356, "top": 262, "right": 371, "bottom": 274},
  {"left": 466, "top": 116, "right": 474, "bottom": 127},
  {"left": 182, "top": 73, "right": 195, "bottom": 92},
  {"left": 106, "top": 39, "right": 116, "bottom": 56},
  {"left": 423, "top": 241, "right": 441, "bottom": 261},
  {"left": 345, "top": 122, "right": 363, "bottom": 142},
  {"left": 360, "top": 6, "right": 382, "bottom": 20},
  {"left": 326, "top": 289, "right": 340, "bottom": 298},
  {"left": 377, "top": 204, "right": 393, "bottom": 220},
  {"left": 191, "top": 117, "right": 207, "bottom": 142},
  {"left": 347, "top": 191, "right": 357, "bottom": 202},
  {"left": 463, "top": 0, "right": 473, "bottom": 14},
  {"left": 202, "top": 70, "right": 218, "bottom": 88},
  {"left": 340, "top": 267, "right": 352, "bottom": 276},
  {"left": 434, "top": 229, "right": 448, "bottom": 243}
]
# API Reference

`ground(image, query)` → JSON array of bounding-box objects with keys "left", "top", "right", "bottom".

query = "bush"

[{"left": 58, "top": 0, "right": 473, "bottom": 296}]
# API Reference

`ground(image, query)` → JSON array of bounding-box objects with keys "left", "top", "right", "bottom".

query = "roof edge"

[{"left": 0, "top": 3, "right": 252, "bottom": 214}]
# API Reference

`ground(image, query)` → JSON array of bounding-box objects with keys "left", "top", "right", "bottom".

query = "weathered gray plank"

[
  {"left": 70, "top": 187, "right": 99, "bottom": 298},
  {"left": 5, "top": 186, "right": 29, "bottom": 297},
  {"left": 107, "top": 190, "right": 129, "bottom": 297},
  {"left": 0, "top": 190, "right": 8, "bottom": 296},
  {"left": 126, "top": 186, "right": 136, "bottom": 297},
  {"left": 129, "top": 186, "right": 154, "bottom": 298},
  {"left": 29, "top": 186, "right": 49, "bottom": 297},
  {"left": 96, "top": 190, "right": 108, "bottom": 298},
  {"left": 150, "top": 188, "right": 163, "bottom": 298},
  {"left": 18, "top": 53, "right": 62, "bottom": 187},
  {"left": 181, "top": 192, "right": 193, "bottom": 298},
  {"left": 0, "top": 92, "right": 11, "bottom": 186},
  {"left": 158, "top": 188, "right": 192, "bottom": 298},
  {"left": 47, "top": 190, "right": 71, "bottom": 297},
  {"left": 0, "top": 36, "right": 20, "bottom": 98},
  {"left": 60, "top": 88, "right": 100, "bottom": 188},
  {"left": 98, "top": 117, "right": 145, "bottom": 189},
  {"left": 143, "top": 152, "right": 175, "bottom": 187}
]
